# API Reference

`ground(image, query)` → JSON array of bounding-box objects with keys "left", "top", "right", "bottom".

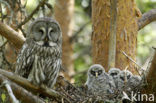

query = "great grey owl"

[
  {"left": 85, "top": 64, "right": 116, "bottom": 96},
  {"left": 108, "top": 68, "right": 121, "bottom": 87},
  {"left": 15, "top": 17, "right": 62, "bottom": 88},
  {"left": 127, "top": 75, "right": 142, "bottom": 90},
  {"left": 117, "top": 70, "right": 133, "bottom": 91}
]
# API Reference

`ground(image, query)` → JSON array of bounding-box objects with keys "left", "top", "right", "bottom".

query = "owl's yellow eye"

[
  {"left": 111, "top": 72, "right": 117, "bottom": 76},
  {"left": 90, "top": 70, "right": 96, "bottom": 76},
  {"left": 120, "top": 76, "right": 125, "bottom": 81},
  {"left": 98, "top": 70, "right": 102, "bottom": 75}
]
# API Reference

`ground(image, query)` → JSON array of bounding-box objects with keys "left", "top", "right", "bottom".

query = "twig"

[
  {"left": 122, "top": 51, "right": 143, "bottom": 75},
  {"left": 0, "top": 0, "right": 13, "bottom": 24},
  {"left": 138, "top": 9, "right": 156, "bottom": 30},
  {"left": 19, "top": 26, "right": 27, "bottom": 37},
  {"left": 45, "top": 2, "right": 53, "bottom": 12},
  {"left": 0, "top": 74, "right": 45, "bottom": 103},
  {"left": 124, "top": 66, "right": 129, "bottom": 84},
  {"left": 60, "top": 87, "right": 74, "bottom": 102},
  {"left": 2, "top": 80, "right": 19, "bottom": 103},
  {"left": 108, "top": 0, "right": 117, "bottom": 68},
  {"left": 17, "top": 0, "right": 47, "bottom": 28}
]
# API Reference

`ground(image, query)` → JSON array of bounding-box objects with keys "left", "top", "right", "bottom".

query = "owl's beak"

[
  {"left": 45, "top": 37, "right": 48, "bottom": 42},
  {"left": 95, "top": 72, "right": 98, "bottom": 77},
  {"left": 43, "top": 36, "right": 49, "bottom": 47}
]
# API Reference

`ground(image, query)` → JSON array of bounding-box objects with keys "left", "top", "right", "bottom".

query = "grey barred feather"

[
  {"left": 85, "top": 64, "right": 116, "bottom": 96},
  {"left": 108, "top": 68, "right": 121, "bottom": 87},
  {"left": 127, "top": 75, "right": 142, "bottom": 90},
  {"left": 117, "top": 70, "right": 133, "bottom": 91},
  {"left": 15, "top": 17, "right": 62, "bottom": 88}
]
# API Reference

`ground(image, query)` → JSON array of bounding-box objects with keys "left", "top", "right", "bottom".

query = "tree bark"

[
  {"left": 92, "top": 0, "right": 138, "bottom": 73},
  {"left": 54, "top": 0, "right": 75, "bottom": 80},
  {"left": 138, "top": 9, "right": 156, "bottom": 30}
]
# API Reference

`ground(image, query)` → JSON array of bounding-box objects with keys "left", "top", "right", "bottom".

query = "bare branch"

[
  {"left": 143, "top": 49, "right": 156, "bottom": 97},
  {"left": 0, "top": 74, "right": 44, "bottom": 103},
  {"left": 0, "top": 0, "right": 13, "bottom": 24},
  {"left": 122, "top": 51, "right": 143, "bottom": 75},
  {"left": 17, "top": 0, "right": 47, "bottom": 28},
  {"left": 0, "top": 69, "right": 61, "bottom": 100},
  {"left": 138, "top": 9, "right": 156, "bottom": 30},
  {"left": 0, "top": 22, "right": 25, "bottom": 49},
  {"left": 108, "top": 0, "right": 117, "bottom": 68}
]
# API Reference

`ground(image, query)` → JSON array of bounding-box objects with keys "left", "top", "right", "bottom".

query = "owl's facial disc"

[
  {"left": 90, "top": 69, "right": 103, "bottom": 77},
  {"left": 30, "top": 20, "right": 61, "bottom": 47},
  {"left": 47, "top": 26, "right": 59, "bottom": 47},
  {"left": 120, "top": 75, "right": 125, "bottom": 81},
  {"left": 110, "top": 71, "right": 118, "bottom": 77},
  {"left": 36, "top": 26, "right": 57, "bottom": 47}
]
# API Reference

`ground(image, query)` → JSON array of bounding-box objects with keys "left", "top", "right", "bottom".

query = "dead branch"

[
  {"left": 138, "top": 9, "right": 156, "bottom": 30},
  {"left": 0, "top": 74, "right": 44, "bottom": 103},
  {"left": 0, "top": 22, "right": 25, "bottom": 49},
  {"left": 0, "top": 69, "right": 62, "bottom": 100},
  {"left": 17, "top": 0, "right": 47, "bottom": 28},
  {"left": 143, "top": 49, "right": 156, "bottom": 96},
  {"left": 122, "top": 51, "right": 143, "bottom": 75}
]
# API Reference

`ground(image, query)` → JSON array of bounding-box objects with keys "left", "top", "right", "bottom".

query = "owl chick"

[
  {"left": 127, "top": 75, "right": 142, "bottom": 91},
  {"left": 117, "top": 70, "right": 133, "bottom": 91},
  {"left": 85, "top": 64, "right": 116, "bottom": 96},
  {"left": 108, "top": 68, "right": 121, "bottom": 87},
  {"left": 15, "top": 17, "right": 62, "bottom": 88}
]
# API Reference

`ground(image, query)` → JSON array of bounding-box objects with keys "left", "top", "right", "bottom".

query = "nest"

[{"left": 44, "top": 76, "right": 144, "bottom": 103}]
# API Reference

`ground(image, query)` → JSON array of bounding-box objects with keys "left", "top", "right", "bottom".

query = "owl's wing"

[{"left": 15, "top": 43, "right": 34, "bottom": 78}]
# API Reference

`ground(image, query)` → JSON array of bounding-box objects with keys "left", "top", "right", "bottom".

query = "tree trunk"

[
  {"left": 54, "top": 0, "right": 75, "bottom": 80},
  {"left": 92, "top": 0, "right": 139, "bottom": 73}
]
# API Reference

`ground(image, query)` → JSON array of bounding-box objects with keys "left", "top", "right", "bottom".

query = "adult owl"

[
  {"left": 85, "top": 64, "right": 116, "bottom": 96},
  {"left": 108, "top": 68, "right": 121, "bottom": 87},
  {"left": 117, "top": 70, "right": 133, "bottom": 91},
  {"left": 15, "top": 17, "right": 62, "bottom": 88}
]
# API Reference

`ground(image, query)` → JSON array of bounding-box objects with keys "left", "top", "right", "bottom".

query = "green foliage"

[
  {"left": 1, "top": 93, "right": 6, "bottom": 103},
  {"left": 137, "top": 23, "right": 156, "bottom": 64},
  {"left": 136, "top": 0, "right": 156, "bottom": 65},
  {"left": 0, "top": 89, "right": 9, "bottom": 103},
  {"left": 136, "top": 0, "right": 156, "bottom": 13}
]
